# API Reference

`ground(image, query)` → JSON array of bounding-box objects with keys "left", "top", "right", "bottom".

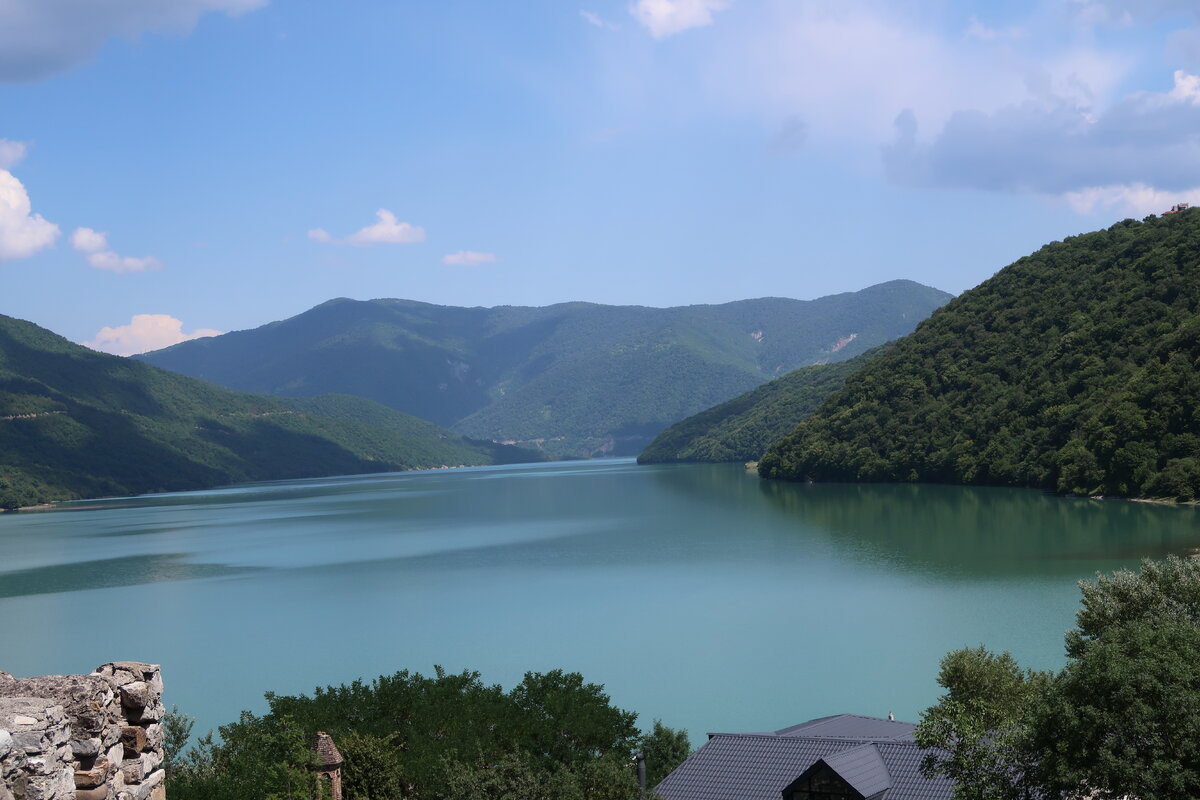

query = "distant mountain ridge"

[
  {"left": 137, "top": 280, "right": 953, "bottom": 457},
  {"left": 0, "top": 314, "right": 538, "bottom": 509},
  {"left": 759, "top": 209, "right": 1200, "bottom": 500}
]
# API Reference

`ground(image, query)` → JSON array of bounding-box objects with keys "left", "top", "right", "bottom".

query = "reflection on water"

[
  {"left": 755, "top": 479, "right": 1200, "bottom": 578},
  {"left": 0, "top": 554, "right": 260, "bottom": 598},
  {"left": 2, "top": 459, "right": 1198, "bottom": 748}
]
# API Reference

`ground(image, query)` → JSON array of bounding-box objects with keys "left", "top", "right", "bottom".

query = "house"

[
  {"left": 1164, "top": 203, "right": 1191, "bottom": 215},
  {"left": 654, "top": 714, "right": 953, "bottom": 800}
]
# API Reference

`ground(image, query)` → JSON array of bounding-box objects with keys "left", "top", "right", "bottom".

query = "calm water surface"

[{"left": 3, "top": 459, "right": 1200, "bottom": 743}]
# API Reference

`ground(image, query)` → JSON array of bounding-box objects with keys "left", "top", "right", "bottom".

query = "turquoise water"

[{"left": 2, "top": 458, "right": 1200, "bottom": 743}]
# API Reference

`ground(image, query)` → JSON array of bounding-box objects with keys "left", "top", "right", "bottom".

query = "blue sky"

[{"left": 1, "top": 0, "right": 1199, "bottom": 354}]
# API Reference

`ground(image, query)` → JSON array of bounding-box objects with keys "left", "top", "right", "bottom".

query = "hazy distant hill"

[
  {"left": 0, "top": 314, "right": 537, "bottom": 509},
  {"left": 137, "top": 280, "right": 952, "bottom": 457},
  {"left": 760, "top": 210, "right": 1200, "bottom": 500},
  {"left": 637, "top": 346, "right": 886, "bottom": 464}
]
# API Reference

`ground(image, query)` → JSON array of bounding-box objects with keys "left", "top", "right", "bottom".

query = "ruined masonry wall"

[{"left": 0, "top": 663, "right": 165, "bottom": 800}]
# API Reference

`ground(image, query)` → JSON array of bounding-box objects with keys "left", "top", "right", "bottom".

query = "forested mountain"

[
  {"left": 637, "top": 346, "right": 886, "bottom": 464},
  {"left": 759, "top": 209, "right": 1200, "bottom": 500},
  {"left": 0, "top": 314, "right": 537, "bottom": 509},
  {"left": 137, "top": 281, "right": 951, "bottom": 457}
]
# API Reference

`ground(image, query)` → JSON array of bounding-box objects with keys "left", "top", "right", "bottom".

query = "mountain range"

[
  {"left": 137, "top": 280, "right": 952, "bottom": 457},
  {"left": 0, "top": 313, "right": 537, "bottom": 509}
]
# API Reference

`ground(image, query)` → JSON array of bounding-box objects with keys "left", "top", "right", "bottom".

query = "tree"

[
  {"left": 1068, "top": 554, "right": 1200, "bottom": 657},
  {"left": 914, "top": 647, "right": 1048, "bottom": 800},
  {"left": 639, "top": 720, "right": 691, "bottom": 788},
  {"left": 167, "top": 713, "right": 315, "bottom": 800},
  {"left": 162, "top": 706, "right": 195, "bottom": 779},
  {"left": 509, "top": 669, "right": 640, "bottom": 767},
  {"left": 918, "top": 557, "right": 1200, "bottom": 800},
  {"left": 1033, "top": 620, "right": 1200, "bottom": 799}
]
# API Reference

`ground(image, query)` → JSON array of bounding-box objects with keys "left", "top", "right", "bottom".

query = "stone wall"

[{"left": 0, "top": 664, "right": 165, "bottom": 800}]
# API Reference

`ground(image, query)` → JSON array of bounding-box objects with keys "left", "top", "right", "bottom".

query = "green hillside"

[
  {"left": 0, "top": 314, "right": 538, "bottom": 509},
  {"left": 137, "top": 281, "right": 951, "bottom": 457},
  {"left": 759, "top": 209, "right": 1200, "bottom": 500},
  {"left": 637, "top": 346, "right": 886, "bottom": 464}
]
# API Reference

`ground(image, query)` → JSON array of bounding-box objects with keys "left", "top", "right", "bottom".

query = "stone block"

[
  {"left": 11, "top": 732, "right": 43, "bottom": 754},
  {"left": 129, "top": 770, "right": 163, "bottom": 800},
  {"left": 74, "top": 788, "right": 107, "bottom": 800},
  {"left": 120, "top": 727, "right": 146, "bottom": 756},
  {"left": 149, "top": 783, "right": 165, "bottom": 800},
  {"left": 142, "top": 725, "right": 162, "bottom": 750},
  {"left": 120, "top": 758, "right": 144, "bottom": 784},
  {"left": 73, "top": 756, "right": 109, "bottom": 788},
  {"left": 0, "top": 730, "right": 11, "bottom": 759},
  {"left": 70, "top": 739, "right": 100, "bottom": 759},
  {"left": 119, "top": 684, "right": 150, "bottom": 712}
]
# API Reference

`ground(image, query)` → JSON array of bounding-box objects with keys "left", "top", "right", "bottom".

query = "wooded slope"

[
  {"left": 0, "top": 314, "right": 535, "bottom": 509},
  {"left": 760, "top": 210, "right": 1200, "bottom": 499},
  {"left": 637, "top": 347, "right": 885, "bottom": 464}
]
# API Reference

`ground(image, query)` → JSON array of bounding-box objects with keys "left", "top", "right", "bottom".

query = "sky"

[{"left": 2, "top": 0, "right": 1199, "bottom": 354}]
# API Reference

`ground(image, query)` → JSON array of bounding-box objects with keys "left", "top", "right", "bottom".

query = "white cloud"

[
  {"left": 0, "top": 169, "right": 60, "bottom": 262},
  {"left": 1064, "top": 183, "right": 1200, "bottom": 216},
  {"left": 84, "top": 314, "right": 222, "bottom": 356},
  {"left": 441, "top": 250, "right": 497, "bottom": 266},
  {"left": 0, "top": 0, "right": 267, "bottom": 82},
  {"left": 581, "top": 10, "right": 618, "bottom": 30},
  {"left": 309, "top": 209, "right": 426, "bottom": 247},
  {"left": 630, "top": 0, "right": 729, "bottom": 38},
  {"left": 70, "top": 226, "right": 161, "bottom": 273},
  {"left": 706, "top": 2, "right": 1130, "bottom": 144},
  {"left": 883, "top": 70, "right": 1200, "bottom": 200},
  {"left": 69, "top": 226, "right": 107, "bottom": 253},
  {"left": 0, "top": 139, "right": 27, "bottom": 170},
  {"left": 1168, "top": 69, "right": 1200, "bottom": 104}
]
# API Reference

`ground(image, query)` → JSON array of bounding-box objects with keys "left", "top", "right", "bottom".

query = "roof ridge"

[{"left": 706, "top": 732, "right": 924, "bottom": 745}]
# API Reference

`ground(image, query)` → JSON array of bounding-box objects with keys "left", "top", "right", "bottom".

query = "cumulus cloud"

[
  {"left": 883, "top": 70, "right": 1200, "bottom": 209},
  {"left": 1064, "top": 183, "right": 1200, "bottom": 216},
  {"left": 630, "top": 0, "right": 729, "bottom": 39},
  {"left": 0, "top": 0, "right": 267, "bottom": 82},
  {"left": 0, "top": 139, "right": 27, "bottom": 170},
  {"left": 701, "top": 2, "right": 1129, "bottom": 149},
  {"left": 84, "top": 314, "right": 222, "bottom": 356},
  {"left": 441, "top": 250, "right": 496, "bottom": 266},
  {"left": 70, "top": 226, "right": 161, "bottom": 273},
  {"left": 0, "top": 169, "right": 60, "bottom": 262},
  {"left": 308, "top": 209, "right": 426, "bottom": 247}
]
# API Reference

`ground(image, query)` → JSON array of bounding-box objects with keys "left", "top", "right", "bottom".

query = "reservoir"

[{"left": 2, "top": 458, "right": 1199, "bottom": 743}]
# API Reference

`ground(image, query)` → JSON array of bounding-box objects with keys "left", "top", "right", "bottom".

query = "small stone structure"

[
  {"left": 311, "top": 732, "right": 342, "bottom": 800},
  {"left": 0, "top": 663, "right": 166, "bottom": 800}
]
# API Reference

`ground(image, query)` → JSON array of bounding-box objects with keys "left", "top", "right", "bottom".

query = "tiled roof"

[
  {"left": 655, "top": 715, "right": 953, "bottom": 800},
  {"left": 821, "top": 743, "right": 892, "bottom": 797},
  {"left": 312, "top": 732, "right": 343, "bottom": 767},
  {"left": 771, "top": 714, "right": 917, "bottom": 741}
]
